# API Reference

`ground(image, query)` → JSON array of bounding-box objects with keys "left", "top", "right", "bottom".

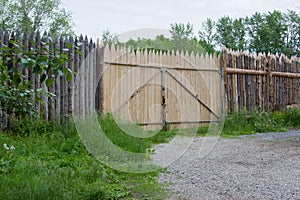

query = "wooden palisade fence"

[
  {"left": 223, "top": 48, "right": 300, "bottom": 113},
  {"left": 1, "top": 30, "right": 300, "bottom": 130},
  {"left": 0, "top": 30, "right": 103, "bottom": 130}
]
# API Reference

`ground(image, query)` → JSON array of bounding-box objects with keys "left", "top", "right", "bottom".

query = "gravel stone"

[{"left": 156, "top": 130, "right": 300, "bottom": 200}]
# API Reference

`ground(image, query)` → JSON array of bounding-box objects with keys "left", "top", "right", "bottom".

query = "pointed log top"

[
  {"left": 127, "top": 46, "right": 131, "bottom": 52},
  {"left": 190, "top": 51, "right": 195, "bottom": 57},
  {"left": 79, "top": 34, "right": 83, "bottom": 40},
  {"left": 22, "top": 31, "right": 28, "bottom": 38},
  {"left": 104, "top": 43, "right": 110, "bottom": 50},
  {"left": 69, "top": 35, "right": 74, "bottom": 43}
]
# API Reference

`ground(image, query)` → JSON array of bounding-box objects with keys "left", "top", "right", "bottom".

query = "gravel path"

[{"left": 157, "top": 130, "right": 300, "bottom": 200}]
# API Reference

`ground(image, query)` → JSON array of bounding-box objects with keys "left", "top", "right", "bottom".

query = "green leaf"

[
  {"left": 62, "top": 67, "right": 69, "bottom": 75},
  {"left": 13, "top": 74, "right": 21, "bottom": 85},
  {"left": 21, "top": 58, "right": 29, "bottom": 64},
  {"left": 8, "top": 67, "right": 17, "bottom": 73},
  {"left": 66, "top": 73, "right": 72, "bottom": 82},
  {"left": 46, "top": 91, "right": 56, "bottom": 97},
  {"left": 65, "top": 43, "right": 72, "bottom": 49},
  {"left": 33, "top": 66, "right": 41, "bottom": 74},
  {"left": 75, "top": 49, "right": 83, "bottom": 56},
  {"left": 45, "top": 78, "right": 53, "bottom": 87},
  {"left": 36, "top": 88, "right": 43, "bottom": 92},
  {"left": 60, "top": 54, "right": 68, "bottom": 60},
  {"left": 40, "top": 74, "right": 47, "bottom": 83},
  {"left": 58, "top": 70, "right": 64, "bottom": 76}
]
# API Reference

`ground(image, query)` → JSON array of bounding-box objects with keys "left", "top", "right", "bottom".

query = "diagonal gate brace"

[{"left": 166, "top": 70, "right": 220, "bottom": 120}]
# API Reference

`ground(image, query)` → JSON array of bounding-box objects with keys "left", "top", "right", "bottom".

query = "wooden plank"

[
  {"left": 255, "top": 54, "right": 260, "bottom": 110},
  {"left": 47, "top": 32, "right": 55, "bottom": 121},
  {"left": 73, "top": 37, "right": 80, "bottom": 116},
  {"left": 88, "top": 39, "right": 94, "bottom": 114},
  {"left": 53, "top": 36, "right": 60, "bottom": 119},
  {"left": 270, "top": 55, "right": 276, "bottom": 111},
  {"left": 84, "top": 36, "right": 89, "bottom": 116},
  {"left": 235, "top": 52, "right": 242, "bottom": 110},
  {"left": 79, "top": 35, "right": 85, "bottom": 117},
  {"left": 68, "top": 36, "right": 75, "bottom": 116},
  {"left": 35, "top": 31, "right": 42, "bottom": 115},
  {"left": 231, "top": 53, "right": 238, "bottom": 112},
  {"left": 41, "top": 32, "right": 49, "bottom": 120},
  {"left": 190, "top": 51, "right": 197, "bottom": 123},
  {"left": 98, "top": 42, "right": 104, "bottom": 113},
  {"left": 260, "top": 53, "right": 266, "bottom": 111},
  {"left": 102, "top": 44, "right": 110, "bottom": 113}
]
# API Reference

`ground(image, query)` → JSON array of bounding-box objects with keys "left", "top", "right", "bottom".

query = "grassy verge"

[
  {"left": 197, "top": 108, "right": 300, "bottom": 137},
  {"left": 0, "top": 115, "right": 173, "bottom": 200},
  {"left": 2, "top": 109, "right": 298, "bottom": 199},
  {"left": 99, "top": 114, "right": 177, "bottom": 153}
]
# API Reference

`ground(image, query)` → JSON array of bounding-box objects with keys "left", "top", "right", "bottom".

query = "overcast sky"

[{"left": 62, "top": 0, "right": 299, "bottom": 41}]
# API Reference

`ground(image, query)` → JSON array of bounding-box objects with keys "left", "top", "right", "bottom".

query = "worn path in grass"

[{"left": 157, "top": 130, "right": 300, "bottom": 200}]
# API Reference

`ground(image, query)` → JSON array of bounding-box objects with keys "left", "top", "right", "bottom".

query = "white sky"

[{"left": 62, "top": 0, "right": 299, "bottom": 41}]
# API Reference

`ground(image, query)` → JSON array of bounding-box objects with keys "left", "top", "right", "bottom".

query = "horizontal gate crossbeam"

[
  {"left": 166, "top": 70, "right": 220, "bottom": 120},
  {"left": 105, "top": 61, "right": 220, "bottom": 73},
  {"left": 137, "top": 120, "right": 220, "bottom": 126}
]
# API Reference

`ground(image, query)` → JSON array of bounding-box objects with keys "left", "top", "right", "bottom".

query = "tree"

[
  {"left": 122, "top": 23, "right": 205, "bottom": 54},
  {"left": 232, "top": 18, "right": 247, "bottom": 50},
  {"left": 169, "top": 22, "right": 205, "bottom": 53},
  {"left": 215, "top": 16, "right": 235, "bottom": 49},
  {"left": 0, "top": 0, "right": 74, "bottom": 35},
  {"left": 246, "top": 11, "right": 287, "bottom": 55},
  {"left": 285, "top": 10, "right": 300, "bottom": 57},
  {"left": 0, "top": 0, "right": 14, "bottom": 31},
  {"left": 101, "top": 29, "right": 119, "bottom": 46},
  {"left": 215, "top": 16, "right": 246, "bottom": 50},
  {"left": 198, "top": 18, "right": 217, "bottom": 53},
  {"left": 170, "top": 22, "right": 194, "bottom": 40},
  {"left": 169, "top": 22, "right": 193, "bottom": 51}
]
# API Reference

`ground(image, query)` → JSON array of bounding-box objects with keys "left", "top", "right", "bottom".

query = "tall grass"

[
  {"left": 197, "top": 108, "right": 300, "bottom": 137},
  {"left": 0, "top": 115, "right": 169, "bottom": 200},
  {"left": 99, "top": 114, "right": 177, "bottom": 152}
]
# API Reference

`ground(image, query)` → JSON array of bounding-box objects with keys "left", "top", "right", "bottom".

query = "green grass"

[
  {"left": 0, "top": 116, "right": 170, "bottom": 200},
  {"left": 99, "top": 114, "right": 177, "bottom": 152},
  {"left": 2, "top": 108, "right": 299, "bottom": 199},
  {"left": 196, "top": 108, "right": 300, "bottom": 137}
]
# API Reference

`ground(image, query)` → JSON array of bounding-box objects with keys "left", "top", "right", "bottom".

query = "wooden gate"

[{"left": 102, "top": 45, "right": 223, "bottom": 130}]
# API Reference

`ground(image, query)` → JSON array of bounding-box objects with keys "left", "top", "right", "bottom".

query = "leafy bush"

[
  {"left": 279, "top": 108, "right": 300, "bottom": 128},
  {"left": 222, "top": 111, "right": 284, "bottom": 136},
  {"left": 0, "top": 38, "right": 74, "bottom": 129}
]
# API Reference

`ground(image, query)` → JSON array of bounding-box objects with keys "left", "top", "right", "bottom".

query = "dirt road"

[{"left": 157, "top": 131, "right": 300, "bottom": 199}]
